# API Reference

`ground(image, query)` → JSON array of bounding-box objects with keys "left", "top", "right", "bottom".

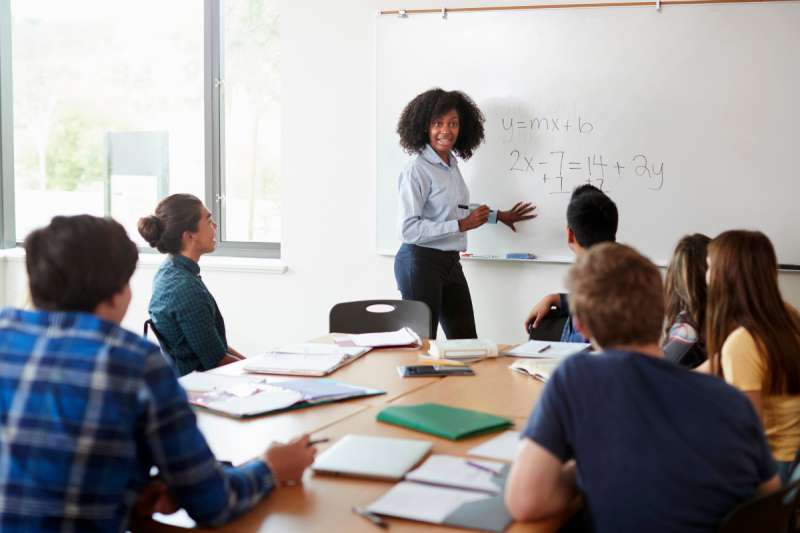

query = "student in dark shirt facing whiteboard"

[{"left": 394, "top": 88, "right": 536, "bottom": 339}]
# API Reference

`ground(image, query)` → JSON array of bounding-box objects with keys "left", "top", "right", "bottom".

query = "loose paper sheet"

[
  {"left": 467, "top": 431, "right": 521, "bottom": 463},
  {"left": 507, "top": 340, "right": 591, "bottom": 359}
]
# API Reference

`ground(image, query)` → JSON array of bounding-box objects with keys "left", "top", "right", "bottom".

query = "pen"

[
  {"left": 353, "top": 506, "right": 389, "bottom": 529},
  {"left": 538, "top": 345, "right": 552, "bottom": 353},
  {"left": 420, "top": 358, "right": 467, "bottom": 366},
  {"left": 466, "top": 461, "right": 501, "bottom": 475},
  {"left": 309, "top": 438, "right": 330, "bottom": 446}
]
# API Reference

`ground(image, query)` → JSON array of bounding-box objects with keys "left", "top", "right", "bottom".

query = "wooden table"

[{"left": 130, "top": 336, "right": 574, "bottom": 533}]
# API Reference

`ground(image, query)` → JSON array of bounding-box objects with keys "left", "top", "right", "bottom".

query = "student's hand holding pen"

[
  {"left": 262, "top": 434, "right": 317, "bottom": 486},
  {"left": 458, "top": 205, "right": 491, "bottom": 232}
]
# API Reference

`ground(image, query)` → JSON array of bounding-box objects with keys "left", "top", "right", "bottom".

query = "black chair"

[
  {"left": 528, "top": 308, "right": 569, "bottom": 342},
  {"left": 143, "top": 319, "right": 174, "bottom": 366},
  {"left": 329, "top": 300, "right": 432, "bottom": 340},
  {"left": 716, "top": 472, "right": 800, "bottom": 533}
]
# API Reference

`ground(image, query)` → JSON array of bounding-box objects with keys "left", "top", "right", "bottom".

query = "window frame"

[{"left": 0, "top": 0, "right": 280, "bottom": 259}]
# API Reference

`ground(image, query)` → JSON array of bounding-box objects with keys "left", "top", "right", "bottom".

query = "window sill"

[{"left": 1, "top": 248, "right": 287, "bottom": 274}]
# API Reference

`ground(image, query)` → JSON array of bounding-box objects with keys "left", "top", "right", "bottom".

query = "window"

[
  {"left": 221, "top": 0, "right": 281, "bottom": 243},
  {"left": 0, "top": 0, "right": 280, "bottom": 257}
]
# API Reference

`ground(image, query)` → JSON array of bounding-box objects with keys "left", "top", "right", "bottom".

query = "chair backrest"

[
  {"left": 144, "top": 319, "right": 174, "bottom": 366},
  {"left": 329, "top": 300, "right": 432, "bottom": 340},
  {"left": 716, "top": 476, "right": 800, "bottom": 533},
  {"left": 529, "top": 308, "right": 569, "bottom": 342}
]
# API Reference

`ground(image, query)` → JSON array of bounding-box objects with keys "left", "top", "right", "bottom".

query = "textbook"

[
  {"left": 508, "top": 359, "right": 562, "bottom": 383},
  {"left": 189, "top": 378, "right": 384, "bottom": 418},
  {"left": 377, "top": 403, "right": 513, "bottom": 440},
  {"left": 367, "top": 455, "right": 513, "bottom": 532},
  {"left": 334, "top": 327, "right": 422, "bottom": 349},
  {"left": 429, "top": 339, "right": 498, "bottom": 359}
]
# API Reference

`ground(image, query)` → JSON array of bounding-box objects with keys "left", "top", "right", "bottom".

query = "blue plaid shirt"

[
  {"left": 149, "top": 254, "right": 228, "bottom": 376},
  {"left": 0, "top": 308, "right": 275, "bottom": 532}
]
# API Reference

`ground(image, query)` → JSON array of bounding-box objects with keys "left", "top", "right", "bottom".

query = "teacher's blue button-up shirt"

[{"left": 396, "top": 144, "right": 497, "bottom": 252}]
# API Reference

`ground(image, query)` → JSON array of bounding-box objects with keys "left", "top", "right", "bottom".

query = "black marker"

[{"left": 458, "top": 204, "right": 494, "bottom": 212}]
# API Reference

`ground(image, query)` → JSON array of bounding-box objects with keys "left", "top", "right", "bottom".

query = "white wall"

[{"left": 5, "top": 0, "right": 800, "bottom": 354}]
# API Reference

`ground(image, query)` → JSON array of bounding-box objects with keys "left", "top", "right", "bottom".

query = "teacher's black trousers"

[{"left": 394, "top": 243, "right": 478, "bottom": 340}]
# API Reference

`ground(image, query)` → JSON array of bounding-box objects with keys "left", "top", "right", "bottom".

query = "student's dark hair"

[
  {"left": 567, "top": 243, "right": 664, "bottom": 347},
  {"left": 138, "top": 194, "right": 204, "bottom": 254},
  {"left": 566, "top": 184, "right": 618, "bottom": 248},
  {"left": 664, "top": 234, "right": 711, "bottom": 346},
  {"left": 396, "top": 88, "right": 485, "bottom": 161},
  {"left": 25, "top": 215, "right": 138, "bottom": 313},
  {"left": 706, "top": 230, "right": 800, "bottom": 395}
]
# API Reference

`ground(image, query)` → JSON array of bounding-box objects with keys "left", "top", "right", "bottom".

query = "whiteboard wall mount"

[{"left": 379, "top": 0, "right": 799, "bottom": 16}]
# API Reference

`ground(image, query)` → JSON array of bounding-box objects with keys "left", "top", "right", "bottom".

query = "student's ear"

[
  {"left": 566, "top": 227, "right": 583, "bottom": 255},
  {"left": 182, "top": 230, "right": 195, "bottom": 247},
  {"left": 574, "top": 316, "right": 600, "bottom": 350}
]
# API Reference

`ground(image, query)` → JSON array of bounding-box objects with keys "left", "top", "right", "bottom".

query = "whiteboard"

[{"left": 376, "top": 3, "right": 800, "bottom": 265}]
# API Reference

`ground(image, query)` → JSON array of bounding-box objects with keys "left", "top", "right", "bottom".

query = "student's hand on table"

[
  {"left": 134, "top": 481, "right": 180, "bottom": 518},
  {"left": 263, "top": 434, "right": 317, "bottom": 485},
  {"left": 458, "top": 205, "right": 491, "bottom": 232},
  {"left": 498, "top": 202, "right": 537, "bottom": 232},
  {"left": 525, "top": 293, "right": 561, "bottom": 333}
]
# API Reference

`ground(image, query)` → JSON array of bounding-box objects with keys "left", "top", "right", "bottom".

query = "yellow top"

[{"left": 721, "top": 327, "right": 800, "bottom": 462}]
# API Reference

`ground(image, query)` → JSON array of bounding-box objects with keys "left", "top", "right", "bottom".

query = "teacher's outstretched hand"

[
  {"left": 497, "top": 202, "right": 537, "bottom": 232},
  {"left": 458, "top": 205, "right": 491, "bottom": 232}
]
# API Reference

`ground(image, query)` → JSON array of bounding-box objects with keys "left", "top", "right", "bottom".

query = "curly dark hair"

[{"left": 396, "top": 88, "right": 485, "bottom": 161}]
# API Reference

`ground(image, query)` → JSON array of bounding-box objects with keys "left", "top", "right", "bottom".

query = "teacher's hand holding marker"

[{"left": 394, "top": 88, "right": 537, "bottom": 340}]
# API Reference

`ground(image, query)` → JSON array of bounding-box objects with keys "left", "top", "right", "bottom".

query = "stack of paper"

[
  {"left": 366, "top": 454, "right": 513, "bottom": 532},
  {"left": 244, "top": 343, "right": 370, "bottom": 376},
  {"left": 506, "top": 340, "right": 591, "bottom": 359},
  {"left": 334, "top": 327, "right": 421, "bottom": 349},
  {"left": 509, "top": 359, "right": 562, "bottom": 383}
]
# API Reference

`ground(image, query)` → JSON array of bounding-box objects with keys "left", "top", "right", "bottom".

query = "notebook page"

[
  {"left": 405, "top": 455, "right": 504, "bottom": 494},
  {"left": 467, "top": 431, "right": 521, "bottom": 463},
  {"left": 507, "top": 340, "right": 591, "bottom": 359}
]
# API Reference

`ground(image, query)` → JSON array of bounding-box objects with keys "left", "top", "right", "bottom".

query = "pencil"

[{"left": 420, "top": 358, "right": 468, "bottom": 366}]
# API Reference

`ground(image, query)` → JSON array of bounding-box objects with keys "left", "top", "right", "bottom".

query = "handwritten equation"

[
  {"left": 508, "top": 151, "right": 665, "bottom": 192},
  {"left": 502, "top": 117, "right": 593, "bottom": 143}
]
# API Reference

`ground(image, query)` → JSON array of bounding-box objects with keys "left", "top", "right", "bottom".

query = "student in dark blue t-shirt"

[
  {"left": 507, "top": 243, "right": 780, "bottom": 533},
  {"left": 524, "top": 185, "right": 618, "bottom": 343}
]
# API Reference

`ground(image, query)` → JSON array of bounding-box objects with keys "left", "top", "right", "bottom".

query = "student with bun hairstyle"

[
  {"left": 138, "top": 194, "right": 245, "bottom": 376},
  {"left": 704, "top": 230, "right": 800, "bottom": 484},
  {"left": 661, "top": 233, "right": 711, "bottom": 368}
]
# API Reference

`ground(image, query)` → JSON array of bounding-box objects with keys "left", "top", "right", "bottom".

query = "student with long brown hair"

[
  {"left": 661, "top": 234, "right": 711, "bottom": 368},
  {"left": 705, "top": 230, "right": 800, "bottom": 484}
]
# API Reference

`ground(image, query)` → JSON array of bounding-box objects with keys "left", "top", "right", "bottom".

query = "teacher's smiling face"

[{"left": 429, "top": 109, "right": 460, "bottom": 165}]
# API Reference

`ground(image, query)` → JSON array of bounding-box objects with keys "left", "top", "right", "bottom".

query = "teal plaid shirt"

[{"left": 149, "top": 254, "right": 228, "bottom": 376}]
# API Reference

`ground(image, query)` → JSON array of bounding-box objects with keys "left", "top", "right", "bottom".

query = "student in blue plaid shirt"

[
  {"left": 139, "top": 194, "right": 246, "bottom": 376},
  {"left": 0, "top": 215, "right": 316, "bottom": 532}
]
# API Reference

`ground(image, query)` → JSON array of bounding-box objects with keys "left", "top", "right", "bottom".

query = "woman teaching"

[{"left": 394, "top": 88, "right": 537, "bottom": 339}]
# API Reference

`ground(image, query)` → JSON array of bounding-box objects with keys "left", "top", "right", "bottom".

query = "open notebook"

[
  {"left": 508, "top": 359, "right": 563, "bottom": 383},
  {"left": 244, "top": 343, "right": 370, "bottom": 376},
  {"left": 367, "top": 455, "right": 513, "bottom": 532}
]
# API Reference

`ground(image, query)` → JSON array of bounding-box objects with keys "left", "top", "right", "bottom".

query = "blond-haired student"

[{"left": 507, "top": 243, "right": 779, "bottom": 533}]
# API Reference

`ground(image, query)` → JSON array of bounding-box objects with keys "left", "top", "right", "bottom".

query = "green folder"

[{"left": 376, "top": 403, "right": 514, "bottom": 440}]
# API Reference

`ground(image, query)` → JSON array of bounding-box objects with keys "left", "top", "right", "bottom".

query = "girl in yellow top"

[{"left": 705, "top": 230, "right": 800, "bottom": 484}]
